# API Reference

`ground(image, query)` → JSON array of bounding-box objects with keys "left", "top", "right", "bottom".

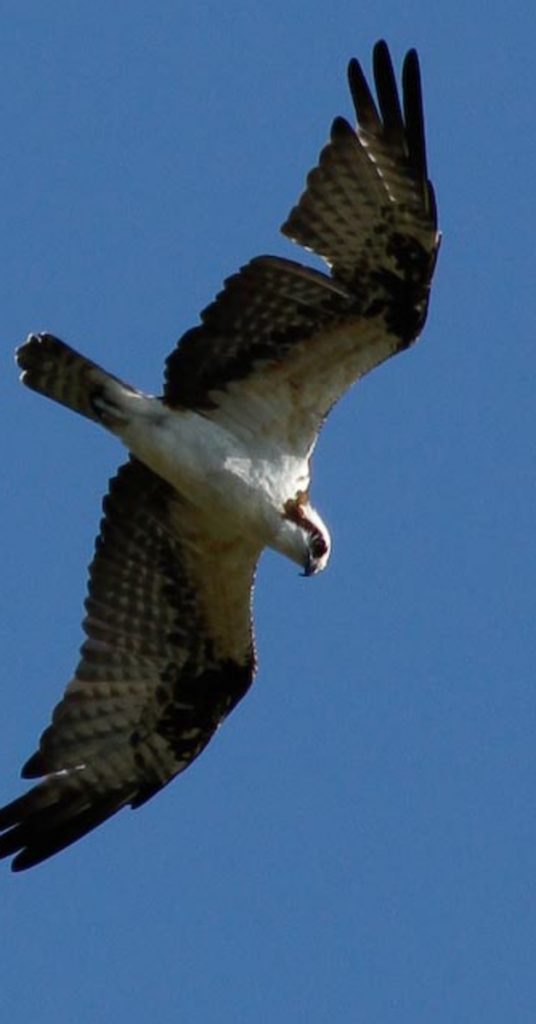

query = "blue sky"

[{"left": 1, "top": 2, "right": 536, "bottom": 1021}]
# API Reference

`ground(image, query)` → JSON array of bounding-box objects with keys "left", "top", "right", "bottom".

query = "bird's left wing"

[
  {"left": 164, "top": 42, "right": 439, "bottom": 459},
  {"left": 0, "top": 459, "right": 258, "bottom": 870}
]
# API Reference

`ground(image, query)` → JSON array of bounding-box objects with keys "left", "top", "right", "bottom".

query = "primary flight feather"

[{"left": 1, "top": 41, "right": 439, "bottom": 870}]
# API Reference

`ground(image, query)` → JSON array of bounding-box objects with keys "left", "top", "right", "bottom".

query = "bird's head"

[{"left": 274, "top": 495, "right": 331, "bottom": 576}]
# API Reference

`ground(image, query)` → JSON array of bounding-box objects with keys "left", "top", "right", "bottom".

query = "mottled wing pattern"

[
  {"left": 282, "top": 43, "right": 437, "bottom": 289},
  {"left": 0, "top": 460, "right": 257, "bottom": 870},
  {"left": 165, "top": 257, "right": 350, "bottom": 412},
  {"left": 164, "top": 41, "right": 439, "bottom": 451}
]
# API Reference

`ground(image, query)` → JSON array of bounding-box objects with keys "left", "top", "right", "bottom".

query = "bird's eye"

[{"left": 309, "top": 531, "right": 328, "bottom": 558}]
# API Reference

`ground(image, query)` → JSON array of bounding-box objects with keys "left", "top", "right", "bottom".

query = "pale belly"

[{"left": 115, "top": 396, "right": 310, "bottom": 546}]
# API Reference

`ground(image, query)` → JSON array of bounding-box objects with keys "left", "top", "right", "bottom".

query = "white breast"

[{"left": 114, "top": 393, "right": 311, "bottom": 547}]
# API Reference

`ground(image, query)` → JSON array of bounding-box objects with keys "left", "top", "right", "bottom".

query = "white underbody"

[{"left": 107, "top": 387, "right": 327, "bottom": 570}]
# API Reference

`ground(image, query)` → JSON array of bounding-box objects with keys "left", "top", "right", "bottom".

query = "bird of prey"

[{"left": 1, "top": 41, "right": 439, "bottom": 870}]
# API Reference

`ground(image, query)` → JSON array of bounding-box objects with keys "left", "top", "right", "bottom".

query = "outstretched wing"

[
  {"left": 0, "top": 460, "right": 258, "bottom": 870},
  {"left": 164, "top": 42, "right": 439, "bottom": 456}
]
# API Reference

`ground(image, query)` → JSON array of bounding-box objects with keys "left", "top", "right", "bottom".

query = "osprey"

[{"left": 1, "top": 41, "right": 439, "bottom": 870}]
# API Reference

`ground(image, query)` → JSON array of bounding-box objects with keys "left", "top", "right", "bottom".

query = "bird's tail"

[{"left": 16, "top": 333, "right": 141, "bottom": 427}]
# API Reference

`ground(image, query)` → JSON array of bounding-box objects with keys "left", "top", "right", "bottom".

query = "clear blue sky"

[{"left": 1, "top": 3, "right": 535, "bottom": 1021}]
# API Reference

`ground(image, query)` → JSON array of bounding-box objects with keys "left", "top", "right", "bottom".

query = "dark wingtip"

[
  {"left": 0, "top": 770, "right": 134, "bottom": 871},
  {"left": 372, "top": 38, "right": 389, "bottom": 62},
  {"left": 349, "top": 40, "right": 425, "bottom": 160},
  {"left": 372, "top": 39, "right": 394, "bottom": 94},
  {"left": 330, "top": 115, "right": 355, "bottom": 142},
  {"left": 21, "top": 751, "right": 45, "bottom": 779},
  {"left": 372, "top": 40, "right": 405, "bottom": 144},
  {"left": 402, "top": 46, "right": 427, "bottom": 180},
  {"left": 347, "top": 56, "right": 379, "bottom": 130}
]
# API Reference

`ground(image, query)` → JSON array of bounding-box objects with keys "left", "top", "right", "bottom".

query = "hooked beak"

[
  {"left": 301, "top": 562, "right": 315, "bottom": 578},
  {"left": 300, "top": 534, "right": 331, "bottom": 577}
]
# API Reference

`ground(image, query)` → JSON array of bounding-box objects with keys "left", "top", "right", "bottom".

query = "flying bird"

[{"left": 1, "top": 41, "right": 439, "bottom": 870}]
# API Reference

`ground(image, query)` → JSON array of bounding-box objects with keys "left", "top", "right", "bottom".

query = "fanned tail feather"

[{"left": 16, "top": 333, "right": 139, "bottom": 426}]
